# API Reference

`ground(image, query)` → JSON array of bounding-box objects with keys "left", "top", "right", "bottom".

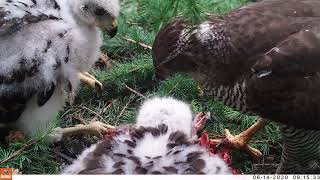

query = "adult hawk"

[
  {"left": 153, "top": 0, "right": 320, "bottom": 173},
  {"left": 0, "top": 0, "right": 119, "bottom": 142}
]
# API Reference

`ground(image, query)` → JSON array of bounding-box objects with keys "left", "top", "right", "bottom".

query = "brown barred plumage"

[{"left": 152, "top": 0, "right": 320, "bottom": 173}]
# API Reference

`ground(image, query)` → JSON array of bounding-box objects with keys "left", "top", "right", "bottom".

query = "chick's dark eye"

[{"left": 95, "top": 8, "right": 106, "bottom": 16}]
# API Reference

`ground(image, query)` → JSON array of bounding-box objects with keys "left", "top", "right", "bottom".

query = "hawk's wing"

[
  {"left": 248, "top": 30, "right": 320, "bottom": 129},
  {"left": 0, "top": 0, "right": 62, "bottom": 36},
  {"left": 251, "top": 30, "right": 320, "bottom": 77}
]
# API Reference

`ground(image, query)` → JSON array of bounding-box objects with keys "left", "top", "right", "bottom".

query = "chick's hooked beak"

[{"left": 100, "top": 18, "right": 118, "bottom": 38}]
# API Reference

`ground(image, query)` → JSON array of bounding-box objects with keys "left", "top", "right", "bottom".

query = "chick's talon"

[
  {"left": 62, "top": 121, "right": 115, "bottom": 138},
  {"left": 79, "top": 72, "right": 103, "bottom": 91}
]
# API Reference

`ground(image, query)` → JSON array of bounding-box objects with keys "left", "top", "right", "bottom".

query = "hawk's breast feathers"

[{"left": 153, "top": 0, "right": 320, "bottom": 129}]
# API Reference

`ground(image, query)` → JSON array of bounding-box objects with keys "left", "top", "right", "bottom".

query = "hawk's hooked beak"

[{"left": 101, "top": 18, "right": 118, "bottom": 38}]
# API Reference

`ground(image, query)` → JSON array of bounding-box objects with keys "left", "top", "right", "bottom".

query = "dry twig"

[
  {"left": 50, "top": 149, "right": 74, "bottom": 163},
  {"left": 122, "top": 36, "right": 152, "bottom": 50},
  {"left": 117, "top": 98, "right": 136, "bottom": 121},
  {"left": 124, "top": 84, "right": 146, "bottom": 99},
  {"left": 91, "top": 101, "right": 113, "bottom": 122},
  {"left": 0, "top": 141, "right": 36, "bottom": 165},
  {"left": 79, "top": 106, "right": 106, "bottom": 122}
]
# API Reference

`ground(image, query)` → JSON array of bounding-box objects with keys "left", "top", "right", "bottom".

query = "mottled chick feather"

[
  {"left": 63, "top": 97, "right": 231, "bottom": 174},
  {"left": 0, "top": 0, "right": 120, "bottom": 136}
]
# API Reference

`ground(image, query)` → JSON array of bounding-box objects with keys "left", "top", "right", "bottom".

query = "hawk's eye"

[{"left": 95, "top": 8, "right": 106, "bottom": 16}]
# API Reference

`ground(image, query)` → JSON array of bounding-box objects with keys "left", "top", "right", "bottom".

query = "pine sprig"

[{"left": 136, "top": 0, "right": 250, "bottom": 32}]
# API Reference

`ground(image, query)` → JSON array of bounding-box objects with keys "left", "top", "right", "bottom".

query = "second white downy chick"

[{"left": 63, "top": 97, "right": 231, "bottom": 174}]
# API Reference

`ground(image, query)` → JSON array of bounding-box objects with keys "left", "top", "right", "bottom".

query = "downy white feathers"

[
  {"left": 0, "top": 0, "right": 120, "bottom": 135},
  {"left": 63, "top": 97, "right": 232, "bottom": 174}
]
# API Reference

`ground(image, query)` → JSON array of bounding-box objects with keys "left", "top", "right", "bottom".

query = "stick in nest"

[
  {"left": 124, "top": 84, "right": 146, "bottom": 99},
  {"left": 0, "top": 140, "right": 37, "bottom": 165},
  {"left": 122, "top": 36, "right": 152, "bottom": 50},
  {"left": 117, "top": 100, "right": 132, "bottom": 121}
]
